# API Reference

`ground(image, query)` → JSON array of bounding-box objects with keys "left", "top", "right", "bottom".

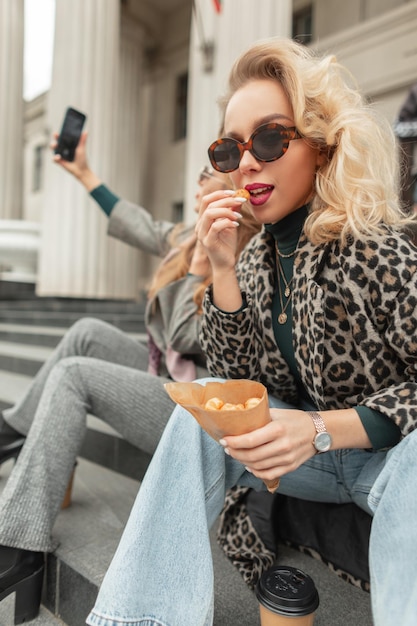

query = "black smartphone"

[{"left": 54, "top": 107, "right": 87, "bottom": 161}]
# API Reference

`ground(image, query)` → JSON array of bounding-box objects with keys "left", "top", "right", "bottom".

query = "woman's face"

[{"left": 224, "top": 79, "right": 322, "bottom": 224}]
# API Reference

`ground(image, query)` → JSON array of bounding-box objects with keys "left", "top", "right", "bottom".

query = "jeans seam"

[
  {"left": 204, "top": 470, "right": 225, "bottom": 503},
  {"left": 88, "top": 611, "right": 168, "bottom": 626}
]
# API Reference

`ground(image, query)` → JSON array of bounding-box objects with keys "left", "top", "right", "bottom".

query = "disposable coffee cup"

[{"left": 256, "top": 565, "right": 319, "bottom": 625}]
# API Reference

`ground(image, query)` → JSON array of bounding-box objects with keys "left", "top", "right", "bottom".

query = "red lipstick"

[{"left": 245, "top": 183, "right": 274, "bottom": 206}]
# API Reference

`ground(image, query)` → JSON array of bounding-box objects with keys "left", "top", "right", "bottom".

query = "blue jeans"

[{"left": 86, "top": 383, "right": 417, "bottom": 626}]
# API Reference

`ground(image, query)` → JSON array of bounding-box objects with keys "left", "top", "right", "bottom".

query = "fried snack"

[
  {"left": 222, "top": 402, "right": 245, "bottom": 411},
  {"left": 244, "top": 397, "right": 262, "bottom": 409},
  {"left": 234, "top": 188, "right": 250, "bottom": 200},
  {"left": 204, "top": 396, "right": 261, "bottom": 411},
  {"left": 204, "top": 397, "right": 224, "bottom": 410}
]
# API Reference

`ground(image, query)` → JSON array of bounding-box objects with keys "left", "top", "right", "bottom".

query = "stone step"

[
  {"left": 0, "top": 369, "right": 33, "bottom": 409},
  {"left": 0, "top": 293, "right": 146, "bottom": 313},
  {"left": 0, "top": 309, "right": 146, "bottom": 333},
  {"left": 79, "top": 415, "right": 152, "bottom": 482},
  {"left": 0, "top": 598, "right": 67, "bottom": 625},
  {"left": 0, "top": 340, "right": 53, "bottom": 376},
  {"left": 0, "top": 323, "right": 70, "bottom": 348}
]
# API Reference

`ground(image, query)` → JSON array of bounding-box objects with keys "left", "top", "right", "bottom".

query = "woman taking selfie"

[{"left": 87, "top": 37, "right": 417, "bottom": 626}]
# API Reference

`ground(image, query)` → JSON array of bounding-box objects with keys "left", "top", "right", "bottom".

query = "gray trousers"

[{"left": 0, "top": 318, "right": 175, "bottom": 552}]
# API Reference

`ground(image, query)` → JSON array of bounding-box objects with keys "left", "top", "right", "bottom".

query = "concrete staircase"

[{"left": 0, "top": 292, "right": 374, "bottom": 626}]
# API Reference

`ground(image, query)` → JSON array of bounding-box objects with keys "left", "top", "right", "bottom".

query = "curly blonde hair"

[{"left": 220, "top": 38, "right": 416, "bottom": 245}]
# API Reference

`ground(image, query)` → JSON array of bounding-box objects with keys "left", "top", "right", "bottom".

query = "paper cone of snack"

[{"left": 165, "top": 379, "right": 279, "bottom": 493}]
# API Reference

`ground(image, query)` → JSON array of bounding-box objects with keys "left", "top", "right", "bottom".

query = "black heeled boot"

[
  {"left": 0, "top": 545, "right": 44, "bottom": 624},
  {"left": 0, "top": 415, "right": 26, "bottom": 466}
]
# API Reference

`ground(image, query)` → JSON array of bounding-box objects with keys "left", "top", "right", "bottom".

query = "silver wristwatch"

[{"left": 308, "top": 411, "right": 332, "bottom": 453}]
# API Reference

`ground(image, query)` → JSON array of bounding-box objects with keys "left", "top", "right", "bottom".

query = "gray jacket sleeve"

[
  {"left": 147, "top": 274, "right": 206, "bottom": 359},
  {"left": 107, "top": 198, "right": 176, "bottom": 257}
]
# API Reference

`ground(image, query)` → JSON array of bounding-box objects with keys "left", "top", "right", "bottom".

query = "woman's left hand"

[{"left": 220, "top": 409, "right": 317, "bottom": 483}]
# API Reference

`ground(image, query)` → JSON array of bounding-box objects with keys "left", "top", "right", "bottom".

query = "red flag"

[{"left": 213, "top": 0, "right": 222, "bottom": 13}]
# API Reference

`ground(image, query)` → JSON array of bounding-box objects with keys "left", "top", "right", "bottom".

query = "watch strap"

[{"left": 308, "top": 411, "right": 327, "bottom": 434}]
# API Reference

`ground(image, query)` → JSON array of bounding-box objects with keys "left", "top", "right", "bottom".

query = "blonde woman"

[{"left": 87, "top": 38, "right": 417, "bottom": 626}]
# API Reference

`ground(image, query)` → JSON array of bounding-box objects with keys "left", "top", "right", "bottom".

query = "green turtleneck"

[
  {"left": 265, "top": 205, "right": 308, "bottom": 384},
  {"left": 265, "top": 206, "right": 400, "bottom": 450}
]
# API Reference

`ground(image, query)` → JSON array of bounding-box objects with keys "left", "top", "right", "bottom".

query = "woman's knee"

[
  {"left": 47, "top": 356, "right": 86, "bottom": 390},
  {"left": 67, "top": 317, "right": 108, "bottom": 339}
]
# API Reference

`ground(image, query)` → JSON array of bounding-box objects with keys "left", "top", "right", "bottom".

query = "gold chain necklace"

[
  {"left": 275, "top": 241, "right": 296, "bottom": 259},
  {"left": 275, "top": 242, "right": 294, "bottom": 325}
]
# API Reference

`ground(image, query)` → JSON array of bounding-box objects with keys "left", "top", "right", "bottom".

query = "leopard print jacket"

[{"left": 201, "top": 227, "right": 417, "bottom": 435}]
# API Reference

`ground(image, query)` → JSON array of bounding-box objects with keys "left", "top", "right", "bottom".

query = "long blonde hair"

[
  {"left": 220, "top": 38, "right": 416, "bottom": 245},
  {"left": 148, "top": 200, "right": 260, "bottom": 312}
]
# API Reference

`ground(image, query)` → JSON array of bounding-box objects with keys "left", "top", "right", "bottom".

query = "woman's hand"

[
  {"left": 219, "top": 406, "right": 372, "bottom": 483},
  {"left": 220, "top": 409, "right": 317, "bottom": 483},
  {"left": 195, "top": 190, "right": 246, "bottom": 274},
  {"left": 50, "top": 131, "right": 101, "bottom": 192},
  {"left": 195, "top": 189, "right": 248, "bottom": 311}
]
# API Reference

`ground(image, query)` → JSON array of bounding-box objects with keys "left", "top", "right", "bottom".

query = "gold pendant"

[
  {"left": 278, "top": 312, "right": 287, "bottom": 324},
  {"left": 284, "top": 286, "right": 291, "bottom": 298}
]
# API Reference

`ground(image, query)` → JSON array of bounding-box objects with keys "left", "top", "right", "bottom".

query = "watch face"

[{"left": 314, "top": 431, "right": 332, "bottom": 453}]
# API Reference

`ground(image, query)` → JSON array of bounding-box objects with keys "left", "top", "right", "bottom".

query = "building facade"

[{"left": 1, "top": 0, "right": 417, "bottom": 298}]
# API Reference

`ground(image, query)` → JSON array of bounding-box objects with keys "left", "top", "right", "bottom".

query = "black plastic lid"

[{"left": 256, "top": 566, "right": 320, "bottom": 617}]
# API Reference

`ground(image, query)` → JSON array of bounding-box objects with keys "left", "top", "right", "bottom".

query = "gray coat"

[{"left": 107, "top": 199, "right": 208, "bottom": 380}]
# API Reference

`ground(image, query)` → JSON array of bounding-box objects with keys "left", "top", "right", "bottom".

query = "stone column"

[
  {"left": 37, "top": 0, "right": 143, "bottom": 299},
  {"left": 0, "top": 0, "right": 24, "bottom": 219},
  {"left": 184, "top": 0, "right": 292, "bottom": 221}
]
